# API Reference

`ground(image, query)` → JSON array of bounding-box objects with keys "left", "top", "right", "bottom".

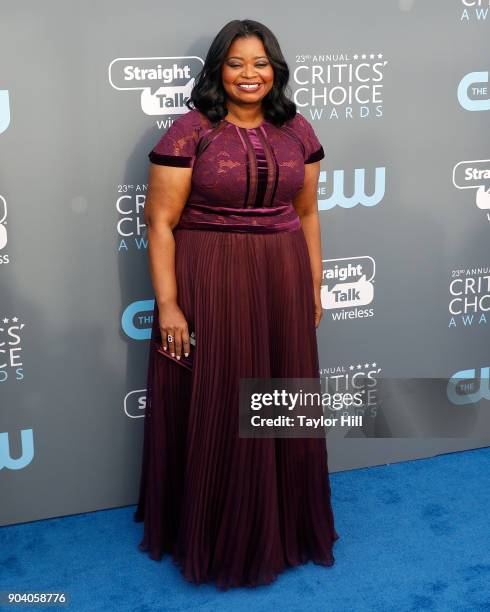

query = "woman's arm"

[
  {"left": 292, "top": 161, "right": 324, "bottom": 328},
  {"left": 143, "top": 162, "right": 192, "bottom": 358}
]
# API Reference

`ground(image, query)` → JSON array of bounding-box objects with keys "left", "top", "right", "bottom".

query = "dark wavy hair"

[{"left": 186, "top": 19, "right": 297, "bottom": 127}]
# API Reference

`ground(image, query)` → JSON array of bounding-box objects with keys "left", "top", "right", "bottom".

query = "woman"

[{"left": 134, "top": 19, "right": 339, "bottom": 589}]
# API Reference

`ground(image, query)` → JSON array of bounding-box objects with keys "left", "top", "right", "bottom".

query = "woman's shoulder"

[
  {"left": 169, "top": 108, "right": 212, "bottom": 132},
  {"left": 281, "top": 111, "right": 325, "bottom": 163},
  {"left": 282, "top": 111, "right": 315, "bottom": 133},
  {"left": 149, "top": 109, "right": 207, "bottom": 166}
]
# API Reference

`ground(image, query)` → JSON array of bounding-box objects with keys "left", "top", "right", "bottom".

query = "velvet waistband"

[{"left": 174, "top": 201, "right": 302, "bottom": 234}]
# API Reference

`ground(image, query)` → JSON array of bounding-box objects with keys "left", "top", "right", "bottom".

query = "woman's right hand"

[{"left": 158, "top": 302, "right": 191, "bottom": 359}]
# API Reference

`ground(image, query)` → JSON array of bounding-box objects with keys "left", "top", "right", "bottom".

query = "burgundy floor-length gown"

[{"left": 133, "top": 107, "right": 339, "bottom": 589}]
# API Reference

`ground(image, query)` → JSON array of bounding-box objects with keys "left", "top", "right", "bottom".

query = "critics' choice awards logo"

[
  {"left": 458, "top": 71, "right": 490, "bottom": 111},
  {"left": 447, "top": 366, "right": 490, "bottom": 405},
  {"left": 460, "top": 0, "right": 490, "bottom": 22},
  {"left": 452, "top": 159, "right": 490, "bottom": 221},
  {"left": 108, "top": 56, "right": 204, "bottom": 120},
  {"left": 317, "top": 166, "right": 386, "bottom": 210},
  {"left": 0, "top": 89, "right": 10, "bottom": 134},
  {"left": 319, "top": 361, "right": 382, "bottom": 429},
  {"left": 448, "top": 266, "right": 490, "bottom": 328},
  {"left": 0, "top": 429, "right": 34, "bottom": 471},
  {"left": 321, "top": 257, "right": 375, "bottom": 320},
  {"left": 320, "top": 361, "right": 382, "bottom": 383},
  {"left": 116, "top": 184, "right": 148, "bottom": 252},
  {"left": 121, "top": 299, "right": 154, "bottom": 340},
  {"left": 0, "top": 316, "right": 26, "bottom": 382},
  {"left": 0, "top": 195, "right": 8, "bottom": 264},
  {"left": 293, "top": 52, "right": 389, "bottom": 120}
]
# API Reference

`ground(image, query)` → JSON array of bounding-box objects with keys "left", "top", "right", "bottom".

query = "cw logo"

[
  {"left": 0, "top": 429, "right": 34, "bottom": 470},
  {"left": 447, "top": 366, "right": 490, "bottom": 405},
  {"left": 121, "top": 299, "right": 154, "bottom": 340},
  {"left": 0, "top": 90, "right": 10, "bottom": 134},
  {"left": 457, "top": 71, "right": 490, "bottom": 111},
  {"left": 318, "top": 167, "right": 386, "bottom": 211}
]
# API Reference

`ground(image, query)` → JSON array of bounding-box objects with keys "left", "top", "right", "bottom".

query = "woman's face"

[{"left": 221, "top": 35, "right": 274, "bottom": 106}]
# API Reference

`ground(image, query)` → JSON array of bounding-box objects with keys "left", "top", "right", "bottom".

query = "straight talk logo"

[
  {"left": 108, "top": 56, "right": 204, "bottom": 117},
  {"left": 0, "top": 195, "right": 8, "bottom": 264},
  {"left": 452, "top": 159, "right": 490, "bottom": 222},
  {"left": 321, "top": 256, "right": 376, "bottom": 321}
]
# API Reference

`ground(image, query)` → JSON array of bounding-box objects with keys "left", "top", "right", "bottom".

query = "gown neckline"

[{"left": 222, "top": 117, "right": 266, "bottom": 130}]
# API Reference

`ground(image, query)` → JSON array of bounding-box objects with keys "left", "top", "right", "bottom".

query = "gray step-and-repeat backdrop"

[{"left": 1, "top": 1, "right": 489, "bottom": 525}]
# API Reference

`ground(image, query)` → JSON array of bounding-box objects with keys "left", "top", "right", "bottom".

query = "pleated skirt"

[{"left": 133, "top": 226, "right": 339, "bottom": 589}]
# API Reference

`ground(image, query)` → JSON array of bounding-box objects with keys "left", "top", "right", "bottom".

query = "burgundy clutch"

[{"left": 152, "top": 331, "right": 196, "bottom": 371}]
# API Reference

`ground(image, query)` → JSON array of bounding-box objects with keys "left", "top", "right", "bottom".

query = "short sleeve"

[
  {"left": 294, "top": 113, "right": 325, "bottom": 164},
  {"left": 148, "top": 111, "right": 200, "bottom": 168}
]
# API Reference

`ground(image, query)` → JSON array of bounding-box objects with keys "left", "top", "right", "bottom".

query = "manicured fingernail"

[
  {"left": 171, "top": 352, "right": 175, "bottom": 356},
  {"left": 163, "top": 346, "right": 167, "bottom": 351},
  {"left": 184, "top": 352, "right": 189, "bottom": 357}
]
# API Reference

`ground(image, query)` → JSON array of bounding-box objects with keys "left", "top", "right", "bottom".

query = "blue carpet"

[{"left": 1, "top": 447, "right": 490, "bottom": 611}]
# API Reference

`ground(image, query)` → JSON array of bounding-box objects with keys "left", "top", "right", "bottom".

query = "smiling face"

[{"left": 221, "top": 35, "right": 274, "bottom": 106}]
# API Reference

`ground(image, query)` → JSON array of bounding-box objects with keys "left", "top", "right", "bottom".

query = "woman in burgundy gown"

[{"left": 134, "top": 19, "right": 339, "bottom": 589}]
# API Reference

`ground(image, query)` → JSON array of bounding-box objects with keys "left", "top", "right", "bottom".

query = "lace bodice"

[{"left": 148, "top": 109, "right": 325, "bottom": 233}]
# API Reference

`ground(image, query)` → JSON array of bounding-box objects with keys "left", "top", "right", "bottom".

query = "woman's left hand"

[{"left": 313, "top": 285, "right": 323, "bottom": 328}]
